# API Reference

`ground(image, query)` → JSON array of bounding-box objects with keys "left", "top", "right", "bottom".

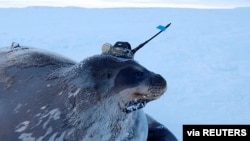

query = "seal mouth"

[
  {"left": 123, "top": 98, "right": 151, "bottom": 113},
  {"left": 122, "top": 91, "right": 163, "bottom": 113},
  {"left": 134, "top": 92, "right": 162, "bottom": 99}
]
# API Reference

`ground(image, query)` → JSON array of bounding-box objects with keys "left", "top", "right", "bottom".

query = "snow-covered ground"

[{"left": 1, "top": 7, "right": 250, "bottom": 140}]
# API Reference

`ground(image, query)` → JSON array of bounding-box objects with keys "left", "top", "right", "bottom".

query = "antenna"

[{"left": 131, "top": 23, "right": 171, "bottom": 54}]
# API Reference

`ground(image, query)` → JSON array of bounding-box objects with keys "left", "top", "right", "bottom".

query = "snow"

[
  {"left": 15, "top": 121, "right": 30, "bottom": 133},
  {"left": 1, "top": 7, "right": 250, "bottom": 140}
]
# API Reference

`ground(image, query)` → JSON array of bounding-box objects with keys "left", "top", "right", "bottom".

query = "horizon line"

[
  {"left": 0, "top": 6, "right": 246, "bottom": 10},
  {"left": 0, "top": 2, "right": 249, "bottom": 9}
]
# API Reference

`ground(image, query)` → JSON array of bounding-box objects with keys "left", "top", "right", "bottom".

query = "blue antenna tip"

[{"left": 157, "top": 25, "right": 167, "bottom": 31}]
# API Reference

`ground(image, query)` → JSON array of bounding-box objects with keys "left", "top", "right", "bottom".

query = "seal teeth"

[{"left": 123, "top": 99, "right": 149, "bottom": 113}]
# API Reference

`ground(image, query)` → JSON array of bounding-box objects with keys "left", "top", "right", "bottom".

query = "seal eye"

[
  {"left": 136, "top": 71, "right": 144, "bottom": 77},
  {"left": 115, "top": 66, "right": 147, "bottom": 87},
  {"left": 107, "top": 72, "right": 112, "bottom": 79}
]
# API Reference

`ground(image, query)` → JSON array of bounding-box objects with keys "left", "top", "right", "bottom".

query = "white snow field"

[{"left": 0, "top": 7, "right": 250, "bottom": 140}]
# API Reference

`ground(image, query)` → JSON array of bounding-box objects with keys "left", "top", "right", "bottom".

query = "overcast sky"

[{"left": 0, "top": 0, "right": 250, "bottom": 8}]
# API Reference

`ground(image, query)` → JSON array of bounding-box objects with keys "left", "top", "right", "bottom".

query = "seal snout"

[
  {"left": 151, "top": 74, "right": 167, "bottom": 88},
  {"left": 148, "top": 74, "right": 167, "bottom": 99}
]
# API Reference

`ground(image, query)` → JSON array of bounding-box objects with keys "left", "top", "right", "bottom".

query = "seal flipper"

[{"left": 146, "top": 114, "right": 177, "bottom": 141}]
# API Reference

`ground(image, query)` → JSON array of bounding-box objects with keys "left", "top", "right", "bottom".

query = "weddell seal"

[{"left": 0, "top": 42, "right": 177, "bottom": 141}]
